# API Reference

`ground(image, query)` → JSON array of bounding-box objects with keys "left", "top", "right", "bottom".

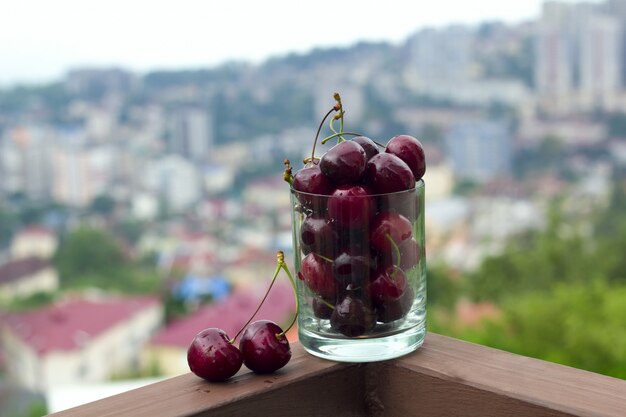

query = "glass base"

[{"left": 298, "top": 321, "right": 426, "bottom": 363}]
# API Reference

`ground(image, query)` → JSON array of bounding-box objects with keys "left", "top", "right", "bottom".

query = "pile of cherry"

[{"left": 291, "top": 131, "right": 426, "bottom": 337}]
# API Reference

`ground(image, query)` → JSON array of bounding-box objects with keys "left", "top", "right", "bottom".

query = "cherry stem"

[
  {"left": 385, "top": 233, "right": 402, "bottom": 277},
  {"left": 230, "top": 252, "right": 284, "bottom": 344},
  {"left": 316, "top": 253, "right": 334, "bottom": 263},
  {"left": 321, "top": 131, "right": 362, "bottom": 145},
  {"left": 316, "top": 294, "right": 335, "bottom": 310},
  {"left": 283, "top": 159, "right": 293, "bottom": 185},
  {"left": 372, "top": 139, "right": 386, "bottom": 148},
  {"left": 311, "top": 108, "right": 335, "bottom": 162},
  {"left": 334, "top": 92, "right": 345, "bottom": 143},
  {"left": 277, "top": 261, "right": 299, "bottom": 338}
]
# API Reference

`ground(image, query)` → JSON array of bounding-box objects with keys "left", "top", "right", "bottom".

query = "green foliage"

[
  {"left": 89, "top": 194, "right": 116, "bottom": 216},
  {"left": 442, "top": 281, "right": 626, "bottom": 379},
  {"left": 1, "top": 291, "right": 58, "bottom": 311},
  {"left": 54, "top": 227, "right": 160, "bottom": 293},
  {"left": 427, "top": 264, "right": 462, "bottom": 310}
]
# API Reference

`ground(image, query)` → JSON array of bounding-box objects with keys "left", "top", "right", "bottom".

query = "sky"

[{"left": 0, "top": 0, "right": 584, "bottom": 87}]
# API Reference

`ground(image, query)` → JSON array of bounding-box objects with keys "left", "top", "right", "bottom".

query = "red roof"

[
  {"left": 0, "top": 257, "right": 51, "bottom": 285},
  {"left": 1, "top": 296, "right": 160, "bottom": 356},
  {"left": 151, "top": 283, "right": 296, "bottom": 348},
  {"left": 18, "top": 225, "right": 55, "bottom": 237}
]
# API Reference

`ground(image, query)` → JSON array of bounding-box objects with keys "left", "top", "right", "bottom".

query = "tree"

[
  {"left": 439, "top": 280, "right": 626, "bottom": 379},
  {"left": 54, "top": 227, "right": 160, "bottom": 293}
]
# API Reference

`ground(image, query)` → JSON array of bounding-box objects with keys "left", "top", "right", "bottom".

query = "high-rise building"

[
  {"left": 535, "top": 1, "right": 623, "bottom": 111},
  {"left": 444, "top": 120, "right": 512, "bottom": 182},
  {"left": 167, "top": 108, "right": 214, "bottom": 163},
  {"left": 51, "top": 145, "right": 115, "bottom": 207},
  {"left": 0, "top": 126, "right": 53, "bottom": 200},
  {"left": 406, "top": 26, "right": 474, "bottom": 92},
  {"left": 579, "top": 14, "right": 623, "bottom": 104}
]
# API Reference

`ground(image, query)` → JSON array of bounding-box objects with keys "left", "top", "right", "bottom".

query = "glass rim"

[{"left": 290, "top": 178, "right": 425, "bottom": 198}]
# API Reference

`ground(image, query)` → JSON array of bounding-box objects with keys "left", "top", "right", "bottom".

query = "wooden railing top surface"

[{"left": 48, "top": 333, "right": 626, "bottom": 417}]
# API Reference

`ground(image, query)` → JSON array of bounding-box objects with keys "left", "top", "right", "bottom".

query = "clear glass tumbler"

[{"left": 290, "top": 180, "right": 426, "bottom": 362}]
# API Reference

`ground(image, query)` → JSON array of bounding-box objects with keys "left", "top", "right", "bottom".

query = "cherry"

[
  {"left": 187, "top": 328, "right": 243, "bottom": 382},
  {"left": 364, "top": 153, "right": 415, "bottom": 194},
  {"left": 332, "top": 250, "right": 371, "bottom": 287},
  {"left": 319, "top": 141, "right": 367, "bottom": 185},
  {"left": 312, "top": 297, "right": 334, "bottom": 319},
  {"left": 292, "top": 163, "right": 334, "bottom": 210},
  {"left": 351, "top": 136, "right": 380, "bottom": 161},
  {"left": 330, "top": 292, "right": 376, "bottom": 337},
  {"left": 376, "top": 286, "right": 415, "bottom": 323},
  {"left": 377, "top": 238, "right": 421, "bottom": 271},
  {"left": 187, "top": 251, "right": 298, "bottom": 381},
  {"left": 370, "top": 266, "right": 407, "bottom": 305},
  {"left": 327, "top": 185, "right": 376, "bottom": 228},
  {"left": 298, "top": 252, "right": 336, "bottom": 299},
  {"left": 370, "top": 212, "right": 413, "bottom": 254},
  {"left": 239, "top": 320, "right": 291, "bottom": 374},
  {"left": 385, "top": 135, "right": 426, "bottom": 180},
  {"left": 300, "top": 216, "right": 336, "bottom": 257}
]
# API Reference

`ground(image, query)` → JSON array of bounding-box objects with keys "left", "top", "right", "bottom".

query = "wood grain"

[
  {"left": 48, "top": 334, "right": 626, "bottom": 417},
  {"left": 385, "top": 333, "right": 626, "bottom": 417},
  {"left": 48, "top": 343, "right": 360, "bottom": 417}
]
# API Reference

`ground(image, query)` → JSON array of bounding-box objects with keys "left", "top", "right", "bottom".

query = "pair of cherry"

[{"left": 187, "top": 252, "right": 295, "bottom": 382}]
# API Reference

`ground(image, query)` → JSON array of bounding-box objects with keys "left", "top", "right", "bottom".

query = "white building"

[
  {"left": 143, "top": 155, "right": 202, "bottom": 212},
  {"left": 0, "top": 295, "right": 163, "bottom": 393},
  {"left": 167, "top": 108, "right": 214, "bottom": 163},
  {"left": 51, "top": 145, "right": 115, "bottom": 207},
  {"left": 10, "top": 226, "right": 58, "bottom": 260},
  {"left": 0, "top": 126, "right": 54, "bottom": 199},
  {"left": 535, "top": 1, "right": 623, "bottom": 112}
]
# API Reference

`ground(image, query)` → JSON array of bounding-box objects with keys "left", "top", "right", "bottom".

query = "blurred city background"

[{"left": 2, "top": 0, "right": 626, "bottom": 415}]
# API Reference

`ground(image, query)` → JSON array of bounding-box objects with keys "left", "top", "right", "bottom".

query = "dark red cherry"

[
  {"left": 327, "top": 185, "right": 375, "bottom": 228},
  {"left": 298, "top": 252, "right": 336, "bottom": 299},
  {"left": 370, "top": 266, "right": 407, "bottom": 307},
  {"left": 330, "top": 293, "right": 376, "bottom": 337},
  {"left": 239, "top": 320, "right": 291, "bottom": 374},
  {"left": 370, "top": 212, "right": 413, "bottom": 254},
  {"left": 319, "top": 141, "right": 367, "bottom": 185},
  {"left": 300, "top": 216, "right": 336, "bottom": 257},
  {"left": 364, "top": 153, "right": 415, "bottom": 194},
  {"left": 332, "top": 250, "right": 371, "bottom": 287},
  {"left": 376, "top": 286, "right": 415, "bottom": 323},
  {"left": 386, "top": 135, "right": 426, "bottom": 180},
  {"left": 351, "top": 136, "right": 380, "bottom": 161},
  {"left": 312, "top": 297, "right": 334, "bottom": 319},
  {"left": 377, "top": 238, "right": 421, "bottom": 271},
  {"left": 187, "top": 328, "right": 243, "bottom": 382},
  {"left": 292, "top": 163, "right": 334, "bottom": 210}
]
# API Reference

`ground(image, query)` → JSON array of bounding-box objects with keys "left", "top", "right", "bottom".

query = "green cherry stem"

[
  {"left": 277, "top": 258, "right": 299, "bottom": 338},
  {"left": 385, "top": 233, "right": 402, "bottom": 277},
  {"left": 230, "top": 252, "right": 283, "bottom": 344},
  {"left": 315, "top": 294, "right": 335, "bottom": 310},
  {"left": 321, "top": 131, "right": 363, "bottom": 145}
]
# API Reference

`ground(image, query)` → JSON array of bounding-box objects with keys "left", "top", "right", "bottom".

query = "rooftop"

[
  {"left": 151, "top": 283, "right": 295, "bottom": 349},
  {"left": 2, "top": 295, "right": 160, "bottom": 355},
  {"left": 0, "top": 257, "right": 52, "bottom": 285}
]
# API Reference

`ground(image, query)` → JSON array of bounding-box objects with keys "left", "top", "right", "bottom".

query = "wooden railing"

[{"left": 49, "top": 333, "right": 626, "bottom": 417}]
